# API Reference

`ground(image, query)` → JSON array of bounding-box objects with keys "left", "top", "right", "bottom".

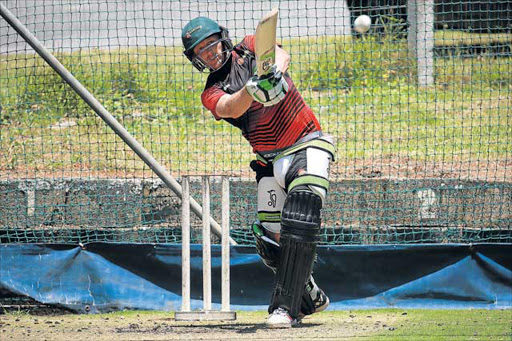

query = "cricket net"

[{"left": 1, "top": 1, "right": 511, "bottom": 245}]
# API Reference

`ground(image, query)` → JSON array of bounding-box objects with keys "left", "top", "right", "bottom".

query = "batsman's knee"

[
  {"left": 252, "top": 221, "right": 280, "bottom": 273},
  {"left": 281, "top": 185, "right": 322, "bottom": 240}
]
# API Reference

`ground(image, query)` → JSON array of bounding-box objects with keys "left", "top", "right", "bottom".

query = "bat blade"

[{"left": 255, "top": 8, "right": 279, "bottom": 77}]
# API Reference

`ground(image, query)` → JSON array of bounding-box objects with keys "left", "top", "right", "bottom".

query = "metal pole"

[
  {"left": 0, "top": 3, "right": 236, "bottom": 245},
  {"left": 202, "top": 177, "right": 212, "bottom": 311},
  {"left": 221, "top": 176, "right": 230, "bottom": 312},
  {"left": 181, "top": 176, "right": 191, "bottom": 312}
]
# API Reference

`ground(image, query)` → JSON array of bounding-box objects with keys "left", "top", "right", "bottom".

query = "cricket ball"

[{"left": 354, "top": 15, "right": 372, "bottom": 34}]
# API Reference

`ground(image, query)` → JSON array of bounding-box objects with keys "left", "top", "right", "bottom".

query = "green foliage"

[
  {"left": 17, "top": 57, "right": 90, "bottom": 121},
  {"left": 0, "top": 33, "right": 511, "bottom": 176},
  {"left": 286, "top": 35, "right": 411, "bottom": 91},
  {"left": 1, "top": 48, "right": 206, "bottom": 124}
]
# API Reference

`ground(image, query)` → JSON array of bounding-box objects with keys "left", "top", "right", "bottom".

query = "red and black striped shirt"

[{"left": 201, "top": 35, "right": 321, "bottom": 153}]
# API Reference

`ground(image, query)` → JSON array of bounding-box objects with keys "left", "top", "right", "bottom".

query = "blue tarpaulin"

[{"left": 1, "top": 243, "right": 510, "bottom": 313}]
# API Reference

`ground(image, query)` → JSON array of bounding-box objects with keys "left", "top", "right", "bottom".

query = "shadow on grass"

[{"left": 114, "top": 321, "right": 323, "bottom": 335}]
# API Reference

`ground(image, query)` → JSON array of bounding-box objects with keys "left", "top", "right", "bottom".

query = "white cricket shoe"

[{"left": 266, "top": 307, "right": 299, "bottom": 328}]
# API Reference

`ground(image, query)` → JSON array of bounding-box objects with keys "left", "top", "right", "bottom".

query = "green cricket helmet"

[{"left": 182, "top": 17, "right": 233, "bottom": 72}]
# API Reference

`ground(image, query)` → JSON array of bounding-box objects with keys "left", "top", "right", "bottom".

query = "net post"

[
  {"left": 221, "top": 176, "right": 230, "bottom": 312},
  {"left": 202, "top": 176, "right": 212, "bottom": 311},
  {"left": 181, "top": 176, "right": 191, "bottom": 312}
]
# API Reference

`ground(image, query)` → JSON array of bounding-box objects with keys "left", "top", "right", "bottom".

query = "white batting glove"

[{"left": 245, "top": 65, "right": 289, "bottom": 107}]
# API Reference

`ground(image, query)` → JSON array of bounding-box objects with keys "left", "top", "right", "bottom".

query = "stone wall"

[{"left": 1, "top": 178, "right": 510, "bottom": 236}]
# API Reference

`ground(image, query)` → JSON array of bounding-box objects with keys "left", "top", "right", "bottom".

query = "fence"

[{"left": 1, "top": 0, "right": 511, "bottom": 245}]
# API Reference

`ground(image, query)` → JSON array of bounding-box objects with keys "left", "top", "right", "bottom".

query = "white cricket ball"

[{"left": 354, "top": 15, "right": 372, "bottom": 34}]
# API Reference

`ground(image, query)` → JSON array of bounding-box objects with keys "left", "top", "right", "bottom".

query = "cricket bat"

[{"left": 255, "top": 8, "right": 279, "bottom": 77}]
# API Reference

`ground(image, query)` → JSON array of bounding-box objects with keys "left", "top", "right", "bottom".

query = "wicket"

[{"left": 174, "top": 176, "right": 237, "bottom": 321}]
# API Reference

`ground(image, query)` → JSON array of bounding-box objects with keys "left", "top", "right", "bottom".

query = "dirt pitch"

[{"left": 1, "top": 309, "right": 511, "bottom": 341}]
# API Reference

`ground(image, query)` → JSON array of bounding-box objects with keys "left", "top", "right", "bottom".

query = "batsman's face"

[{"left": 194, "top": 35, "right": 224, "bottom": 71}]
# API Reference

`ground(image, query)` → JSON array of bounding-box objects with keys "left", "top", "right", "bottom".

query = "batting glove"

[{"left": 245, "top": 65, "right": 289, "bottom": 107}]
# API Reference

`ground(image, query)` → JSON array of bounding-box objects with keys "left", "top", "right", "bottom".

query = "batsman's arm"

[
  {"left": 215, "top": 45, "right": 290, "bottom": 118},
  {"left": 215, "top": 88, "right": 253, "bottom": 119}
]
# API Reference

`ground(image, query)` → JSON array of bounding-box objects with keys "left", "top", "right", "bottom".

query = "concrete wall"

[
  {"left": 0, "top": 0, "right": 352, "bottom": 54},
  {"left": 1, "top": 178, "right": 510, "bottom": 236}
]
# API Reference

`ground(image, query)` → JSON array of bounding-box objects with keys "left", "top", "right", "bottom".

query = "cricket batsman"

[{"left": 181, "top": 16, "right": 335, "bottom": 328}]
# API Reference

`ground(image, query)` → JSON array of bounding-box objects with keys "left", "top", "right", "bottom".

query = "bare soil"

[{"left": 0, "top": 310, "right": 403, "bottom": 341}]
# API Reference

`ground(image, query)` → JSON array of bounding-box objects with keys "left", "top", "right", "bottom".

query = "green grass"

[
  {"left": 1, "top": 32, "right": 511, "bottom": 178},
  {"left": 435, "top": 30, "right": 512, "bottom": 46},
  {"left": 365, "top": 309, "right": 512, "bottom": 340}
]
